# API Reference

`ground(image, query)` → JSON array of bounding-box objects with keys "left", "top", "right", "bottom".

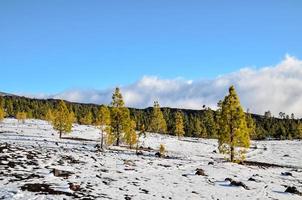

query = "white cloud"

[{"left": 26, "top": 55, "right": 302, "bottom": 117}]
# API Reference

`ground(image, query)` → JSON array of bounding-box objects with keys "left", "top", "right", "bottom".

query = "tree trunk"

[
  {"left": 230, "top": 133, "right": 234, "bottom": 162},
  {"left": 101, "top": 131, "right": 104, "bottom": 150},
  {"left": 116, "top": 132, "right": 120, "bottom": 146},
  {"left": 59, "top": 130, "right": 62, "bottom": 139},
  {"left": 230, "top": 145, "right": 234, "bottom": 162}
]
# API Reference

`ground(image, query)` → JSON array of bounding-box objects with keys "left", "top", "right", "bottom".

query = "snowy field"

[{"left": 0, "top": 118, "right": 301, "bottom": 200}]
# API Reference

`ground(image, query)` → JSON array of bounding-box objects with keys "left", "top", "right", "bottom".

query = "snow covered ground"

[{"left": 0, "top": 118, "right": 301, "bottom": 200}]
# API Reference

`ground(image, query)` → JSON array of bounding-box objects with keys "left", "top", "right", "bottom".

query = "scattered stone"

[
  {"left": 21, "top": 183, "right": 74, "bottom": 196},
  {"left": 52, "top": 169, "right": 73, "bottom": 178},
  {"left": 136, "top": 151, "right": 143, "bottom": 156},
  {"left": 139, "top": 188, "right": 149, "bottom": 194},
  {"left": 158, "top": 164, "right": 171, "bottom": 168},
  {"left": 155, "top": 152, "right": 162, "bottom": 158},
  {"left": 285, "top": 186, "right": 302, "bottom": 196},
  {"left": 248, "top": 177, "right": 260, "bottom": 182},
  {"left": 225, "top": 178, "right": 249, "bottom": 190},
  {"left": 212, "top": 150, "right": 217, "bottom": 153},
  {"left": 26, "top": 154, "right": 34, "bottom": 160},
  {"left": 281, "top": 172, "right": 293, "bottom": 176},
  {"left": 283, "top": 154, "right": 290, "bottom": 157},
  {"left": 195, "top": 168, "right": 206, "bottom": 176},
  {"left": 69, "top": 183, "right": 80, "bottom": 191},
  {"left": 208, "top": 161, "right": 214, "bottom": 165}
]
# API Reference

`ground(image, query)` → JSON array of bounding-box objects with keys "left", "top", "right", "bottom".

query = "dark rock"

[
  {"left": 225, "top": 178, "right": 233, "bottom": 182},
  {"left": 281, "top": 172, "right": 293, "bottom": 176},
  {"left": 155, "top": 152, "right": 161, "bottom": 158},
  {"left": 69, "top": 183, "right": 80, "bottom": 191},
  {"left": 208, "top": 161, "right": 214, "bottom": 165},
  {"left": 195, "top": 168, "right": 206, "bottom": 176},
  {"left": 139, "top": 188, "right": 149, "bottom": 194},
  {"left": 158, "top": 164, "right": 171, "bottom": 168},
  {"left": 212, "top": 150, "right": 217, "bottom": 153},
  {"left": 283, "top": 154, "right": 290, "bottom": 157},
  {"left": 53, "top": 169, "right": 73, "bottom": 178},
  {"left": 285, "top": 186, "right": 302, "bottom": 196},
  {"left": 21, "top": 183, "right": 74, "bottom": 196},
  {"left": 225, "top": 178, "right": 249, "bottom": 190},
  {"left": 26, "top": 154, "right": 34, "bottom": 160},
  {"left": 136, "top": 151, "right": 143, "bottom": 156}
]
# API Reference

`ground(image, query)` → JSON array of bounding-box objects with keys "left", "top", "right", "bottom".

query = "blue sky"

[{"left": 0, "top": 0, "right": 301, "bottom": 94}]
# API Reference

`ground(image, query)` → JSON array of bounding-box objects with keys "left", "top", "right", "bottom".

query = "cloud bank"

[{"left": 28, "top": 55, "right": 302, "bottom": 117}]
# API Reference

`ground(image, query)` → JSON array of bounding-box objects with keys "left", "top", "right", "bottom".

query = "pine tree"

[
  {"left": 246, "top": 110, "right": 256, "bottom": 139},
  {"left": 110, "top": 87, "right": 130, "bottom": 146},
  {"left": 159, "top": 144, "right": 166, "bottom": 157},
  {"left": 297, "top": 122, "right": 302, "bottom": 139},
  {"left": 203, "top": 107, "right": 217, "bottom": 138},
  {"left": 124, "top": 119, "right": 137, "bottom": 149},
  {"left": 136, "top": 124, "right": 146, "bottom": 153},
  {"left": 52, "top": 100, "right": 74, "bottom": 138},
  {"left": 217, "top": 86, "right": 250, "bottom": 162},
  {"left": 0, "top": 106, "right": 5, "bottom": 122},
  {"left": 80, "top": 111, "right": 93, "bottom": 125},
  {"left": 45, "top": 108, "right": 54, "bottom": 124},
  {"left": 149, "top": 101, "right": 167, "bottom": 134},
  {"left": 193, "top": 117, "right": 207, "bottom": 138},
  {"left": 96, "top": 105, "right": 111, "bottom": 150},
  {"left": 174, "top": 111, "right": 185, "bottom": 139},
  {"left": 16, "top": 111, "right": 27, "bottom": 124}
]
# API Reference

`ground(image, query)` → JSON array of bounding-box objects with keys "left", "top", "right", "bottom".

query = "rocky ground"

[{"left": 0, "top": 119, "right": 301, "bottom": 200}]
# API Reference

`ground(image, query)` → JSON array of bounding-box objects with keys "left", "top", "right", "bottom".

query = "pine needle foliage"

[
  {"left": 174, "top": 111, "right": 185, "bottom": 139},
  {"left": 217, "top": 86, "right": 250, "bottom": 162},
  {"left": 96, "top": 105, "right": 111, "bottom": 150},
  {"left": 149, "top": 101, "right": 167, "bottom": 134},
  {"left": 0, "top": 106, "right": 5, "bottom": 122},
  {"left": 16, "top": 111, "right": 27, "bottom": 124},
  {"left": 52, "top": 100, "right": 74, "bottom": 138},
  {"left": 110, "top": 87, "right": 131, "bottom": 146}
]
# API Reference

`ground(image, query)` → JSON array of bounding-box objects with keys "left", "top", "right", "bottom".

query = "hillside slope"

[{"left": 0, "top": 119, "right": 301, "bottom": 199}]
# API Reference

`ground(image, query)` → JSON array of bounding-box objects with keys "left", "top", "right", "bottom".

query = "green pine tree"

[
  {"left": 0, "top": 105, "right": 5, "bottom": 122},
  {"left": 203, "top": 107, "right": 217, "bottom": 138},
  {"left": 45, "top": 108, "right": 54, "bottom": 124},
  {"left": 80, "top": 111, "right": 93, "bottom": 125},
  {"left": 174, "top": 111, "right": 185, "bottom": 139},
  {"left": 96, "top": 105, "right": 111, "bottom": 150},
  {"left": 246, "top": 110, "right": 256, "bottom": 139},
  {"left": 124, "top": 119, "right": 137, "bottom": 149},
  {"left": 136, "top": 124, "right": 146, "bottom": 153},
  {"left": 16, "top": 111, "right": 27, "bottom": 124},
  {"left": 110, "top": 87, "right": 130, "bottom": 146},
  {"left": 217, "top": 86, "right": 250, "bottom": 162},
  {"left": 149, "top": 101, "right": 167, "bottom": 134},
  {"left": 52, "top": 100, "right": 74, "bottom": 138}
]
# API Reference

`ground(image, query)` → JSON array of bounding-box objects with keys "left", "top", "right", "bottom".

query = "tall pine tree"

[
  {"left": 16, "top": 111, "right": 27, "bottom": 124},
  {"left": 52, "top": 100, "right": 74, "bottom": 138},
  {"left": 0, "top": 105, "right": 5, "bottom": 122},
  {"left": 124, "top": 119, "right": 137, "bottom": 149},
  {"left": 149, "top": 101, "right": 167, "bottom": 134},
  {"left": 96, "top": 105, "right": 111, "bottom": 150},
  {"left": 217, "top": 86, "right": 250, "bottom": 162},
  {"left": 110, "top": 87, "right": 130, "bottom": 146},
  {"left": 174, "top": 111, "right": 185, "bottom": 139},
  {"left": 203, "top": 107, "right": 217, "bottom": 138}
]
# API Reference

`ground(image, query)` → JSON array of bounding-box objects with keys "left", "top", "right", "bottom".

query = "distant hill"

[
  {"left": 0, "top": 91, "right": 301, "bottom": 140},
  {"left": 0, "top": 91, "right": 16, "bottom": 97}
]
